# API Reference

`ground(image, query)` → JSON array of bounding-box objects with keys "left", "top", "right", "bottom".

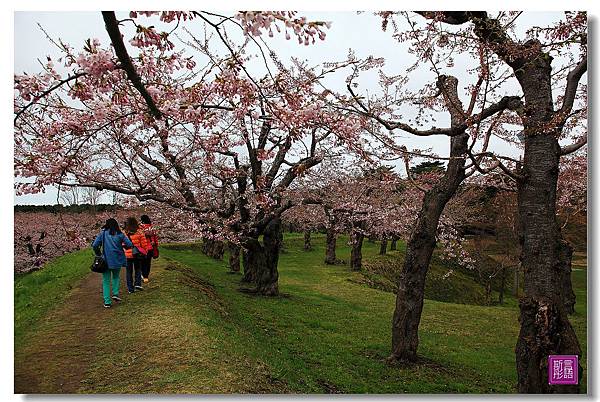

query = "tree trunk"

[
  {"left": 379, "top": 239, "right": 388, "bottom": 255},
  {"left": 241, "top": 248, "right": 250, "bottom": 280},
  {"left": 514, "top": 137, "right": 582, "bottom": 392},
  {"left": 213, "top": 241, "right": 225, "bottom": 259},
  {"left": 241, "top": 243, "right": 256, "bottom": 283},
  {"left": 390, "top": 237, "right": 398, "bottom": 251},
  {"left": 304, "top": 231, "right": 312, "bottom": 251},
  {"left": 325, "top": 228, "right": 337, "bottom": 265},
  {"left": 242, "top": 218, "right": 282, "bottom": 296},
  {"left": 201, "top": 237, "right": 225, "bottom": 260},
  {"left": 514, "top": 265, "right": 520, "bottom": 299},
  {"left": 228, "top": 242, "right": 241, "bottom": 273},
  {"left": 389, "top": 75, "right": 470, "bottom": 363},
  {"left": 513, "top": 57, "right": 581, "bottom": 394},
  {"left": 559, "top": 238, "right": 576, "bottom": 315},
  {"left": 499, "top": 267, "right": 506, "bottom": 305},
  {"left": 350, "top": 230, "right": 364, "bottom": 271}
]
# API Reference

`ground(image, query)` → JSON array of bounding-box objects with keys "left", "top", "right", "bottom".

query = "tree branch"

[
  {"left": 560, "top": 135, "right": 587, "bottom": 156},
  {"left": 14, "top": 72, "right": 86, "bottom": 123},
  {"left": 555, "top": 55, "right": 587, "bottom": 124},
  {"left": 102, "top": 11, "right": 163, "bottom": 119},
  {"left": 347, "top": 82, "right": 521, "bottom": 137}
]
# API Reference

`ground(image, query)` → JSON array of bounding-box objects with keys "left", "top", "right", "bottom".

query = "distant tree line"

[{"left": 14, "top": 204, "right": 122, "bottom": 214}]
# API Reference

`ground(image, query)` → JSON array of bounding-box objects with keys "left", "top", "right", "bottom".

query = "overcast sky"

[{"left": 14, "top": 11, "right": 569, "bottom": 205}]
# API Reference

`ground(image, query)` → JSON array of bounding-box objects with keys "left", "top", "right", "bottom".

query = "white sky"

[{"left": 13, "top": 11, "right": 570, "bottom": 205}]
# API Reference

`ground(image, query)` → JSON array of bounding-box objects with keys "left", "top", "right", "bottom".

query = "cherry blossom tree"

[
  {"left": 408, "top": 11, "right": 587, "bottom": 393},
  {"left": 14, "top": 11, "right": 371, "bottom": 296},
  {"left": 289, "top": 162, "right": 419, "bottom": 271},
  {"left": 330, "top": 12, "right": 586, "bottom": 393},
  {"left": 14, "top": 212, "right": 90, "bottom": 273},
  {"left": 281, "top": 202, "right": 325, "bottom": 251},
  {"left": 13, "top": 204, "right": 205, "bottom": 274},
  {"left": 343, "top": 68, "right": 520, "bottom": 363},
  {"left": 14, "top": 209, "right": 127, "bottom": 273}
]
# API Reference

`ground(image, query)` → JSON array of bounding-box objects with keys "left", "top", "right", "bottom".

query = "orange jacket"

[
  {"left": 139, "top": 223, "right": 158, "bottom": 250},
  {"left": 124, "top": 229, "right": 151, "bottom": 259}
]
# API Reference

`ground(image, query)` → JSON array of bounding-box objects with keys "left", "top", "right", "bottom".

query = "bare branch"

[
  {"left": 400, "top": 146, "right": 427, "bottom": 193},
  {"left": 555, "top": 55, "right": 587, "bottom": 124},
  {"left": 348, "top": 82, "right": 521, "bottom": 137},
  {"left": 560, "top": 135, "right": 587, "bottom": 156}
]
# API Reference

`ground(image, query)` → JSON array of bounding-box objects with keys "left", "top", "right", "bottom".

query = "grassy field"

[
  {"left": 14, "top": 233, "right": 587, "bottom": 393},
  {"left": 358, "top": 240, "right": 502, "bottom": 306}
]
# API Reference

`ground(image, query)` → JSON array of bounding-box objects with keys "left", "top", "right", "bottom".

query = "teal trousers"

[{"left": 102, "top": 268, "right": 121, "bottom": 305}]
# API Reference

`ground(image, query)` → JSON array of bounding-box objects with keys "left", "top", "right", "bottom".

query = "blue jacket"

[{"left": 92, "top": 230, "right": 133, "bottom": 269}]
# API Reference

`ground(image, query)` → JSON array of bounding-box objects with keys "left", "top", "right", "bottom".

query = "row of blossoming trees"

[
  {"left": 14, "top": 11, "right": 586, "bottom": 393},
  {"left": 14, "top": 203, "right": 205, "bottom": 274}
]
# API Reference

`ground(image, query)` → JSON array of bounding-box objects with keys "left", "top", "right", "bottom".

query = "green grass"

[
  {"left": 358, "top": 241, "right": 493, "bottom": 305},
  {"left": 14, "top": 233, "right": 587, "bottom": 393},
  {"left": 14, "top": 249, "right": 91, "bottom": 346},
  {"left": 161, "top": 233, "right": 588, "bottom": 393},
  {"left": 76, "top": 261, "right": 286, "bottom": 393}
]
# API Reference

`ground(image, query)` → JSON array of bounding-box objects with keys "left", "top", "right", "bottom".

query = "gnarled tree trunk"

[
  {"left": 201, "top": 237, "right": 225, "bottom": 260},
  {"left": 325, "top": 227, "right": 337, "bottom": 265},
  {"left": 241, "top": 241, "right": 257, "bottom": 283},
  {"left": 228, "top": 242, "right": 241, "bottom": 273},
  {"left": 241, "top": 248, "right": 250, "bottom": 279},
  {"left": 559, "top": 238, "right": 576, "bottom": 315},
  {"left": 390, "top": 237, "right": 398, "bottom": 251},
  {"left": 350, "top": 230, "right": 364, "bottom": 271},
  {"left": 514, "top": 117, "right": 581, "bottom": 394},
  {"left": 390, "top": 76, "right": 469, "bottom": 363},
  {"left": 243, "top": 217, "right": 282, "bottom": 296}
]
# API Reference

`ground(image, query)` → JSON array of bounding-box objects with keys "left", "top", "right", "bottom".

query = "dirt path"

[
  {"left": 15, "top": 269, "right": 109, "bottom": 393},
  {"left": 15, "top": 259, "right": 286, "bottom": 394}
]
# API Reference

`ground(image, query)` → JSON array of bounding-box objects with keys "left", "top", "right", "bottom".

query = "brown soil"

[{"left": 15, "top": 271, "right": 109, "bottom": 393}]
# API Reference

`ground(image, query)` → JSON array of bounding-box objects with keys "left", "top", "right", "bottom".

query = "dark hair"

[
  {"left": 103, "top": 218, "right": 121, "bottom": 235},
  {"left": 140, "top": 214, "right": 151, "bottom": 224},
  {"left": 124, "top": 217, "right": 139, "bottom": 233}
]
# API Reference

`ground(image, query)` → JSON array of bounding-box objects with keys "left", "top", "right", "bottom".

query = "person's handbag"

[
  {"left": 91, "top": 255, "right": 108, "bottom": 273},
  {"left": 151, "top": 233, "right": 159, "bottom": 259},
  {"left": 91, "top": 231, "right": 108, "bottom": 273}
]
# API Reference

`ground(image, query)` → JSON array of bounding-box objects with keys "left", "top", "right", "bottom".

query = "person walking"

[
  {"left": 92, "top": 218, "right": 133, "bottom": 308},
  {"left": 139, "top": 214, "right": 158, "bottom": 283},
  {"left": 123, "top": 217, "right": 151, "bottom": 293}
]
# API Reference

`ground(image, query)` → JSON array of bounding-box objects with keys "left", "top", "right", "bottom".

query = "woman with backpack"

[
  {"left": 139, "top": 214, "right": 159, "bottom": 283},
  {"left": 123, "top": 217, "right": 151, "bottom": 293},
  {"left": 92, "top": 218, "right": 133, "bottom": 308}
]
